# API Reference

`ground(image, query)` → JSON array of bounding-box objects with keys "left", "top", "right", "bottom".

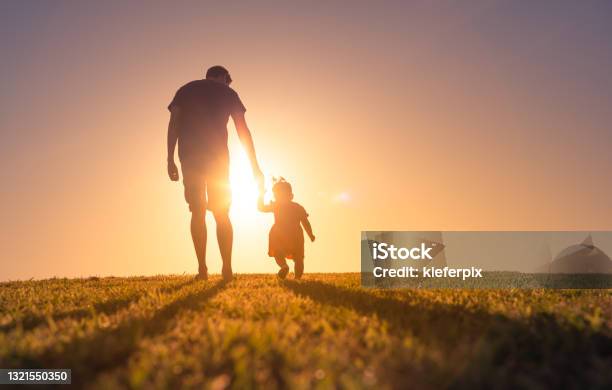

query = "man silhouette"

[{"left": 167, "top": 65, "right": 263, "bottom": 282}]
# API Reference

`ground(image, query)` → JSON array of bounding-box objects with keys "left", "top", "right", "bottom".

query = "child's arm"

[
  {"left": 257, "top": 194, "right": 274, "bottom": 212},
  {"left": 301, "top": 216, "right": 315, "bottom": 242}
]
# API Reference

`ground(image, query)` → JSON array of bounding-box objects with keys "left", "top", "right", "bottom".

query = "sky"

[{"left": 1, "top": 0, "right": 612, "bottom": 280}]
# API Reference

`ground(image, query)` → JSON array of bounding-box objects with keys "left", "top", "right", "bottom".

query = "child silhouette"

[{"left": 258, "top": 177, "right": 315, "bottom": 279}]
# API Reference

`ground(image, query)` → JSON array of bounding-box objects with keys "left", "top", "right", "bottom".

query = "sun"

[{"left": 229, "top": 149, "right": 260, "bottom": 213}]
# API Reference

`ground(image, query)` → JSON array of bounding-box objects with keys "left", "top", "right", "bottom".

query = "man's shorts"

[{"left": 181, "top": 156, "right": 231, "bottom": 213}]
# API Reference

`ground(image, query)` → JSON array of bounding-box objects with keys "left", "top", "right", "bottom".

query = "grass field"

[{"left": 0, "top": 274, "right": 610, "bottom": 389}]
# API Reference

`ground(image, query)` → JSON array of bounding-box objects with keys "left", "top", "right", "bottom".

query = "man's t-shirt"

[{"left": 168, "top": 79, "right": 246, "bottom": 165}]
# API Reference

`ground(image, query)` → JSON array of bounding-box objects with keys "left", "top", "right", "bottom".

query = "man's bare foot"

[
  {"left": 222, "top": 266, "right": 233, "bottom": 283},
  {"left": 277, "top": 266, "right": 289, "bottom": 279},
  {"left": 195, "top": 272, "right": 208, "bottom": 281}
]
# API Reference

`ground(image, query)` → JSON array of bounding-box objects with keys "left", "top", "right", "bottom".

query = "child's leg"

[
  {"left": 275, "top": 256, "right": 288, "bottom": 269},
  {"left": 275, "top": 256, "right": 289, "bottom": 278},
  {"left": 294, "top": 257, "right": 304, "bottom": 279}
]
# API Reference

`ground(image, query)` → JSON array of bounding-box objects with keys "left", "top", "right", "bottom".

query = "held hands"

[
  {"left": 167, "top": 160, "right": 179, "bottom": 181},
  {"left": 253, "top": 165, "right": 265, "bottom": 194}
]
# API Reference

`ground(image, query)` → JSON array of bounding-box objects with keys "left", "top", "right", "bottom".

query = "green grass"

[{"left": 0, "top": 274, "right": 610, "bottom": 389}]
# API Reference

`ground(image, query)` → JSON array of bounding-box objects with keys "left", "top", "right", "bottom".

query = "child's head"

[{"left": 272, "top": 177, "right": 293, "bottom": 203}]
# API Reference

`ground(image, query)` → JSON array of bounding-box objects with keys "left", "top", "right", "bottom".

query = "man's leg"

[
  {"left": 182, "top": 165, "right": 208, "bottom": 280},
  {"left": 208, "top": 155, "right": 233, "bottom": 281},
  {"left": 191, "top": 210, "right": 208, "bottom": 278},
  {"left": 213, "top": 211, "right": 233, "bottom": 281}
]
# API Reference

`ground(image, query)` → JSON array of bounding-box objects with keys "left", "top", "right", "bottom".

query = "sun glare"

[{"left": 229, "top": 150, "right": 260, "bottom": 213}]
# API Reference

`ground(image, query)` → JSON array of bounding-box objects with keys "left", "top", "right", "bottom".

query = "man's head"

[{"left": 206, "top": 65, "right": 232, "bottom": 85}]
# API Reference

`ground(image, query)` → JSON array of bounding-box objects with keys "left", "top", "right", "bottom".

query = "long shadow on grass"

[
  {"left": 13, "top": 280, "right": 224, "bottom": 387},
  {"left": 283, "top": 279, "right": 612, "bottom": 389},
  {"left": 0, "top": 279, "right": 195, "bottom": 333}
]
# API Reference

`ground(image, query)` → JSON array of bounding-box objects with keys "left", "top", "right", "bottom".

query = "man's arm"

[
  {"left": 167, "top": 108, "right": 180, "bottom": 181},
  {"left": 231, "top": 112, "right": 263, "bottom": 189}
]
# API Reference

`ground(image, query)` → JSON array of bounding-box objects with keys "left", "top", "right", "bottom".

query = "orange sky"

[{"left": 1, "top": 1, "right": 612, "bottom": 280}]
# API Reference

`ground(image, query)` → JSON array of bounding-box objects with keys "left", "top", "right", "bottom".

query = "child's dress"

[{"left": 264, "top": 201, "right": 309, "bottom": 259}]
